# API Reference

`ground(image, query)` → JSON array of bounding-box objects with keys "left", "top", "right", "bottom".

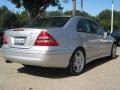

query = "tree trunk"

[{"left": 30, "top": 5, "right": 49, "bottom": 23}]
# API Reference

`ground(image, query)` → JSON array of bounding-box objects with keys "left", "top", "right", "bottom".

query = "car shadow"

[
  {"left": 18, "top": 66, "right": 70, "bottom": 79},
  {"left": 17, "top": 55, "right": 119, "bottom": 79},
  {"left": 84, "top": 55, "right": 119, "bottom": 73}
]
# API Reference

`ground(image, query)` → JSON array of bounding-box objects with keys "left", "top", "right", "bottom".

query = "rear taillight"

[
  {"left": 34, "top": 31, "right": 59, "bottom": 46},
  {"left": 3, "top": 32, "right": 8, "bottom": 44}
]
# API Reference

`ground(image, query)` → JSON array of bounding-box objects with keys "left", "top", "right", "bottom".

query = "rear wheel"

[
  {"left": 110, "top": 44, "right": 117, "bottom": 59},
  {"left": 68, "top": 49, "right": 85, "bottom": 75}
]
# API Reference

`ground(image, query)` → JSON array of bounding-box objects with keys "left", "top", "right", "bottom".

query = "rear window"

[{"left": 26, "top": 17, "right": 70, "bottom": 28}]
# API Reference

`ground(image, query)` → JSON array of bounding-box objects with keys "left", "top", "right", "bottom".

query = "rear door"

[{"left": 77, "top": 19, "right": 100, "bottom": 60}]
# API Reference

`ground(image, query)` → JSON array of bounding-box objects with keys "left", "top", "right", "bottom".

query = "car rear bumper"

[{"left": 1, "top": 48, "right": 73, "bottom": 68}]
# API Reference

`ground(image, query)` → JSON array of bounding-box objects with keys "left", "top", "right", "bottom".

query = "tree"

[
  {"left": 9, "top": 0, "right": 60, "bottom": 19},
  {"left": 16, "top": 11, "right": 28, "bottom": 27},
  {"left": 0, "top": 6, "right": 10, "bottom": 27},
  {"left": 113, "top": 11, "right": 120, "bottom": 29},
  {"left": 97, "top": 10, "right": 120, "bottom": 31},
  {"left": 2, "top": 11, "right": 18, "bottom": 28},
  {"left": 64, "top": 10, "right": 91, "bottom": 17},
  {"left": 0, "top": 7, "right": 2, "bottom": 27},
  {"left": 0, "top": 6, "right": 21, "bottom": 28},
  {"left": 48, "top": 11, "right": 63, "bottom": 16}
]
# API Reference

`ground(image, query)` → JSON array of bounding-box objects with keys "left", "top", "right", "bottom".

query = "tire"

[
  {"left": 23, "top": 64, "right": 34, "bottom": 68},
  {"left": 110, "top": 44, "right": 117, "bottom": 59},
  {"left": 68, "top": 49, "right": 85, "bottom": 75}
]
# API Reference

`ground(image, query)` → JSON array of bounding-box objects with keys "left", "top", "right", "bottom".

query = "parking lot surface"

[{"left": 0, "top": 48, "right": 120, "bottom": 90}]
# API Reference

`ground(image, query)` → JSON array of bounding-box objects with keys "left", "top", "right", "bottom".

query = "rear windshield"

[{"left": 26, "top": 17, "right": 70, "bottom": 28}]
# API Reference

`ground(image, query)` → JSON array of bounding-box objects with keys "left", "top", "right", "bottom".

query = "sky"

[{"left": 0, "top": 0, "right": 120, "bottom": 16}]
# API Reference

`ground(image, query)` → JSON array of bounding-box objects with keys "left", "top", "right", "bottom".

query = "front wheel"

[
  {"left": 68, "top": 49, "right": 85, "bottom": 75},
  {"left": 110, "top": 44, "right": 117, "bottom": 59}
]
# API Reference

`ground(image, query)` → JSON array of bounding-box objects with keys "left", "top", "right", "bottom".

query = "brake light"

[
  {"left": 3, "top": 32, "right": 8, "bottom": 44},
  {"left": 34, "top": 31, "right": 59, "bottom": 46}
]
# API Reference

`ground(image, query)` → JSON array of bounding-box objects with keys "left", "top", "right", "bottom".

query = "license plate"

[{"left": 14, "top": 37, "right": 26, "bottom": 45}]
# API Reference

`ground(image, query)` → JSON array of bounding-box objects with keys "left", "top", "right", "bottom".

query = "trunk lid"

[{"left": 6, "top": 28, "right": 44, "bottom": 49}]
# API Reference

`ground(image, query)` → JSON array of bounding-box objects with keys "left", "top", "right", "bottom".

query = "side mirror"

[{"left": 107, "top": 32, "right": 111, "bottom": 35}]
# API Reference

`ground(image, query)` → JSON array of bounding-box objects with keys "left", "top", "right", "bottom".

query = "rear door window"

[
  {"left": 77, "top": 19, "right": 93, "bottom": 33},
  {"left": 91, "top": 21, "right": 100, "bottom": 32},
  {"left": 91, "top": 21, "right": 104, "bottom": 35}
]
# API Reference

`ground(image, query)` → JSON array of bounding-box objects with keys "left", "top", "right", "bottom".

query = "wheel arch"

[
  {"left": 67, "top": 46, "right": 86, "bottom": 75},
  {"left": 76, "top": 47, "right": 86, "bottom": 59},
  {"left": 69, "top": 46, "right": 86, "bottom": 66}
]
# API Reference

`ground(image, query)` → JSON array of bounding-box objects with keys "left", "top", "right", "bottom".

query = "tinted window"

[
  {"left": 26, "top": 17, "right": 70, "bottom": 28},
  {"left": 91, "top": 22, "right": 99, "bottom": 32},
  {"left": 77, "top": 19, "right": 93, "bottom": 33},
  {"left": 91, "top": 21, "right": 104, "bottom": 35}
]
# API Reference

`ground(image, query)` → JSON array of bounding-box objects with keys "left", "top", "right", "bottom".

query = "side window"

[
  {"left": 77, "top": 19, "right": 92, "bottom": 33},
  {"left": 91, "top": 22, "right": 100, "bottom": 32},
  {"left": 91, "top": 21, "right": 104, "bottom": 35}
]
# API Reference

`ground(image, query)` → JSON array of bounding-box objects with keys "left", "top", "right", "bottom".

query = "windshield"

[{"left": 26, "top": 17, "right": 70, "bottom": 28}]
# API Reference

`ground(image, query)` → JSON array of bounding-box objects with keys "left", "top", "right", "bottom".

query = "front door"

[{"left": 91, "top": 21, "right": 111, "bottom": 55}]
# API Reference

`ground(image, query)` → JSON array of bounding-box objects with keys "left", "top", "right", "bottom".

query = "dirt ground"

[{"left": 0, "top": 48, "right": 120, "bottom": 90}]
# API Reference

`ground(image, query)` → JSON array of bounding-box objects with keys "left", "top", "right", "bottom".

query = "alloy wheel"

[{"left": 69, "top": 49, "right": 85, "bottom": 75}]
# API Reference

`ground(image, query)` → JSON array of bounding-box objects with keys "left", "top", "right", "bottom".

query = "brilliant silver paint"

[{"left": 1, "top": 16, "right": 115, "bottom": 68}]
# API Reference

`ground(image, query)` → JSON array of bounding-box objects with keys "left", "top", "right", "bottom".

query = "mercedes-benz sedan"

[{"left": 1, "top": 16, "right": 117, "bottom": 75}]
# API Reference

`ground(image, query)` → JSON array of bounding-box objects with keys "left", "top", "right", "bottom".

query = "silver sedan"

[{"left": 1, "top": 16, "right": 117, "bottom": 75}]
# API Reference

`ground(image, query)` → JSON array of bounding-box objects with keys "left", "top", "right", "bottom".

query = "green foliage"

[
  {"left": 16, "top": 11, "right": 28, "bottom": 27},
  {"left": 113, "top": 11, "right": 120, "bottom": 29},
  {"left": 96, "top": 9, "right": 120, "bottom": 31},
  {"left": 1, "top": 5, "right": 120, "bottom": 31},
  {"left": 0, "top": 6, "right": 18, "bottom": 28},
  {"left": 64, "top": 10, "right": 90, "bottom": 17},
  {"left": 47, "top": 11, "right": 63, "bottom": 16},
  {"left": 43, "top": 10, "right": 91, "bottom": 17},
  {"left": 0, "top": 6, "right": 28, "bottom": 28},
  {"left": 8, "top": 0, "right": 60, "bottom": 18},
  {"left": 0, "top": 7, "right": 2, "bottom": 27}
]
